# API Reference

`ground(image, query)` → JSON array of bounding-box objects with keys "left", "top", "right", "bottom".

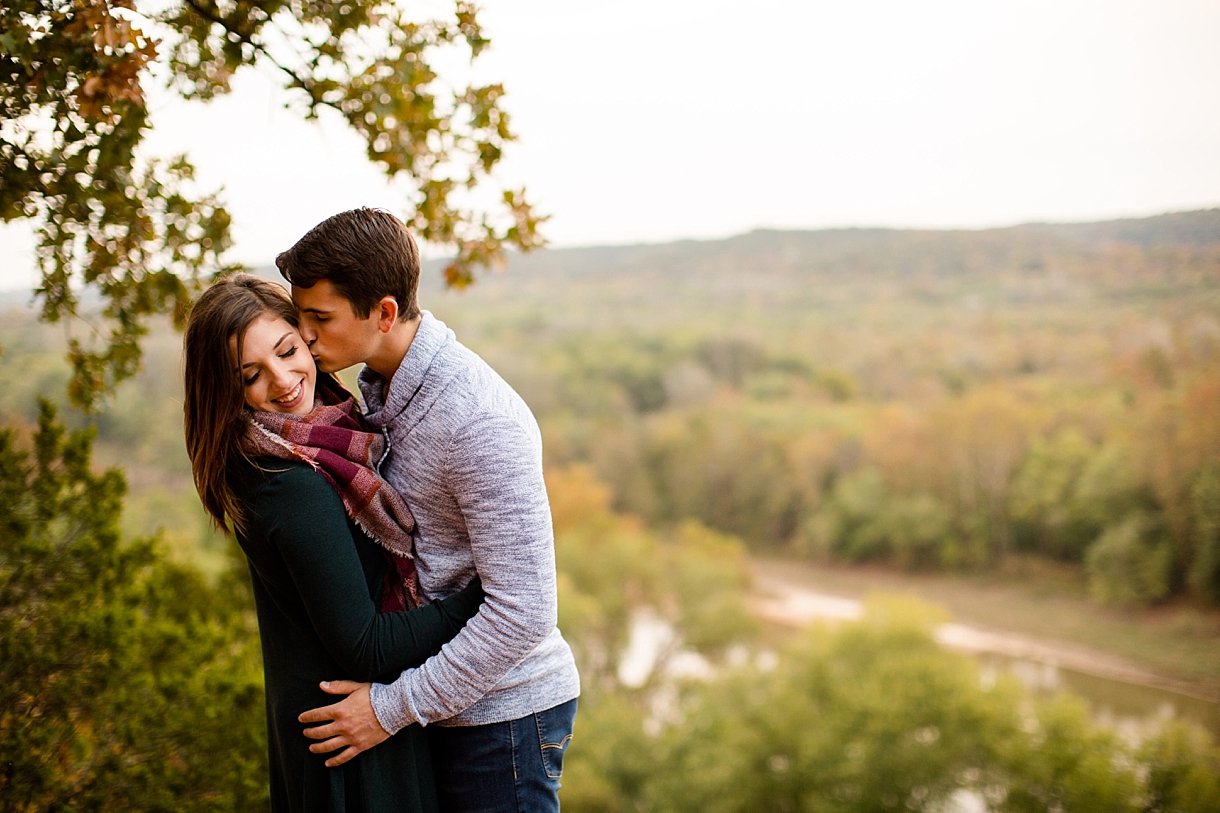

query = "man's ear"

[{"left": 375, "top": 297, "right": 400, "bottom": 333}]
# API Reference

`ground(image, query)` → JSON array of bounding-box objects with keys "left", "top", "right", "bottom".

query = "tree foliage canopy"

[
  {"left": 0, "top": 0, "right": 545, "bottom": 408},
  {"left": 0, "top": 402, "right": 267, "bottom": 810}
]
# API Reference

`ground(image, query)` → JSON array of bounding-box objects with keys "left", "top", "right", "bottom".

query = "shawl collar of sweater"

[{"left": 358, "top": 311, "right": 457, "bottom": 434}]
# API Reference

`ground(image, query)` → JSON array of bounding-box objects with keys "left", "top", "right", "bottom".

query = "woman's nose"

[{"left": 268, "top": 362, "right": 296, "bottom": 389}]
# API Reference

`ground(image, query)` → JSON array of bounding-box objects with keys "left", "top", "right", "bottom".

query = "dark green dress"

[{"left": 234, "top": 459, "right": 483, "bottom": 813}]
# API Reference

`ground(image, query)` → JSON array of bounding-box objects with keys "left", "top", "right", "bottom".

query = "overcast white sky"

[{"left": 2, "top": 0, "right": 1219, "bottom": 291}]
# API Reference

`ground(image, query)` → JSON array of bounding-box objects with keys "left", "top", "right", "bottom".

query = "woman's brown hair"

[{"left": 183, "top": 273, "right": 302, "bottom": 535}]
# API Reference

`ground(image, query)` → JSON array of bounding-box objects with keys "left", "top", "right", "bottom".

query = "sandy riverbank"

[{"left": 751, "top": 558, "right": 1220, "bottom": 704}]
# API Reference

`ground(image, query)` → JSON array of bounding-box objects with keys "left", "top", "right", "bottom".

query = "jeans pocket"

[{"left": 534, "top": 699, "right": 577, "bottom": 780}]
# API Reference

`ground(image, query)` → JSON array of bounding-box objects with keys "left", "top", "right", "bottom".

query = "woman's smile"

[
  {"left": 271, "top": 379, "right": 306, "bottom": 409},
  {"left": 237, "top": 314, "right": 318, "bottom": 416}
]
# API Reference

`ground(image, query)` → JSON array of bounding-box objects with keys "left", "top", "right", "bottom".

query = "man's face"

[{"left": 292, "top": 279, "right": 381, "bottom": 373}]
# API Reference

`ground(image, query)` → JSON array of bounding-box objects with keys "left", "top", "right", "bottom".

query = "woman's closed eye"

[{"left": 244, "top": 347, "right": 297, "bottom": 386}]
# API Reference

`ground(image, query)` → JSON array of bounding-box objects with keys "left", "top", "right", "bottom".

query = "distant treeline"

[
  {"left": 2, "top": 210, "right": 1220, "bottom": 607},
  {"left": 436, "top": 209, "right": 1220, "bottom": 608}
]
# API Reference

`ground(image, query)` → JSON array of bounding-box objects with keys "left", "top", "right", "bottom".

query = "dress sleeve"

[{"left": 249, "top": 464, "right": 484, "bottom": 683}]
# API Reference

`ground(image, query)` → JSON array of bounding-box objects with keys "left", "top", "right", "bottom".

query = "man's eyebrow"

[
  {"left": 240, "top": 332, "right": 293, "bottom": 369},
  {"left": 299, "top": 307, "right": 332, "bottom": 314}
]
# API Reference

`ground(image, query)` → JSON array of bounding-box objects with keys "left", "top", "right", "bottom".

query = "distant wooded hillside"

[
  {"left": 422, "top": 207, "right": 1220, "bottom": 289},
  {"left": 2, "top": 208, "right": 1218, "bottom": 606},
  {"left": 414, "top": 208, "right": 1220, "bottom": 341}
]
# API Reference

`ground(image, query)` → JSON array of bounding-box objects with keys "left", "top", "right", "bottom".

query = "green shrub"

[
  {"left": 0, "top": 403, "right": 267, "bottom": 812},
  {"left": 801, "top": 470, "right": 955, "bottom": 570},
  {"left": 1138, "top": 722, "right": 1220, "bottom": 813},
  {"left": 1009, "top": 431, "right": 1095, "bottom": 559},
  {"left": 627, "top": 411, "right": 806, "bottom": 547},
  {"left": 642, "top": 599, "right": 1013, "bottom": 813},
  {"left": 563, "top": 597, "right": 1220, "bottom": 813},
  {"left": 1009, "top": 434, "right": 1152, "bottom": 564},
  {"left": 1189, "top": 465, "right": 1220, "bottom": 603},
  {"left": 548, "top": 466, "right": 758, "bottom": 682},
  {"left": 1086, "top": 514, "right": 1174, "bottom": 607},
  {"left": 803, "top": 469, "right": 892, "bottom": 562},
  {"left": 993, "top": 693, "right": 1139, "bottom": 813}
]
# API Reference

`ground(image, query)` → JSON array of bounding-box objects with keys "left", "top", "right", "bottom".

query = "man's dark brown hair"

[{"left": 275, "top": 207, "right": 421, "bottom": 321}]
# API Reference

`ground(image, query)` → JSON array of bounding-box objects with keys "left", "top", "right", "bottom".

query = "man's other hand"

[{"left": 299, "top": 680, "right": 389, "bottom": 767}]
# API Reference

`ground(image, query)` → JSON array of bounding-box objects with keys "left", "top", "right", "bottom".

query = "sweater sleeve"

[
  {"left": 250, "top": 464, "right": 484, "bottom": 683},
  {"left": 368, "top": 414, "right": 556, "bottom": 732}
]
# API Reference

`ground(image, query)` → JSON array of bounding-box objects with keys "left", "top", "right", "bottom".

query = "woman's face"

[{"left": 235, "top": 314, "right": 317, "bottom": 415}]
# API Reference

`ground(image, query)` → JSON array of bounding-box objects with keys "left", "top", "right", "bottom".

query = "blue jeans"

[{"left": 427, "top": 698, "right": 578, "bottom": 813}]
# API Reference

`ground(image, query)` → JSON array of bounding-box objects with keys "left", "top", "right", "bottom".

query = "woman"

[{"left": 183, "top": 274, "right": 481, "bottom": 813}]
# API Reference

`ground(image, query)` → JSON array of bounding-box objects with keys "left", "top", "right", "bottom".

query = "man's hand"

[{"left": 298, "top": 680, "right": 389, "bottom": 767}]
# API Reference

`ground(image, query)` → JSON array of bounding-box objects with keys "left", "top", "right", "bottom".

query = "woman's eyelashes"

[{"left": 242, "top": 345, "right": 299, "bottom": 387}]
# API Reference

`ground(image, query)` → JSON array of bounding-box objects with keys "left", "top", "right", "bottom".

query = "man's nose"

[{"left": 300, "top": 324, "right": 317, "bottom": 345}]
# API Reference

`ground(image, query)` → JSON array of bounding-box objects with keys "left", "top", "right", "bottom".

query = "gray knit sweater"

[{"left": 359, "top": 312, "right": 579, "bottom": 731}]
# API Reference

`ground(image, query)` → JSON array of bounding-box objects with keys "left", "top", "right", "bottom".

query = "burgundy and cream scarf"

[{"left": 242, "top": 376, "right": 420, "bottom": 612}]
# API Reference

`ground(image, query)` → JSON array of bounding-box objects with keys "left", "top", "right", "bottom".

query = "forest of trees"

[
  {"left": 7, "top": 212, "right": 1219, "bottom": 607},
  {"left": 3, "top": 210, "right": 1220, "bottom": 809},
  {"left": 434, "top": 211, "right": 1220, "bottom": 610},
  {"left": 3, "top": 405, "right": 1218, "bottom": 811}
]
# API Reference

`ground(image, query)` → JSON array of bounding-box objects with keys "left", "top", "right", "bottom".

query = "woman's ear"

[{"left": 376, "top": 296, "right": 400, "bottom": 333}]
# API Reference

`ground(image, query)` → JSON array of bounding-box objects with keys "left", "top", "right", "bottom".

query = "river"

[{"left": 751, "top": 573, "right": 1220, "bottom": 740}]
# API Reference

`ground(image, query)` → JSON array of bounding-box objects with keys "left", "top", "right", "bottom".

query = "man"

[{"left": 278, "top": 208, "right": 580, "bottom": 812}]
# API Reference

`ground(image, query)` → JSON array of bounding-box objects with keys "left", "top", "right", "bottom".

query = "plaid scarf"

[{"left": 242, "top": 376, "right": 419, "bottom": 612}]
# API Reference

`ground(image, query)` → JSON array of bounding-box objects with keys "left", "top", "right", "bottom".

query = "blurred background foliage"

[
  {"left": 3, "top": 209, "right": 1220, "bottom": 809},
  {"left": 3, "top": 408, "right": 1218, "bottom": 811},
  {"left": 0, "top": 0, "right": 543, "bottom": 408},
  {"left": 7, "top": 211, "right": 1220, "bottom": 608},
  {"left": 435, "top": 210, "right": 1220, "bottom": 611}
]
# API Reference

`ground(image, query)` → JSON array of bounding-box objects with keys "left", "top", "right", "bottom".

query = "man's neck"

[{"left": 364, "top": 314, "right": 423, "bottom": 381}]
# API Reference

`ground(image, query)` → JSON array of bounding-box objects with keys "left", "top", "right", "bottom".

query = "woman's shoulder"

[{"left": 233, "top": 457, "right": 338, "bottom": 513}]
